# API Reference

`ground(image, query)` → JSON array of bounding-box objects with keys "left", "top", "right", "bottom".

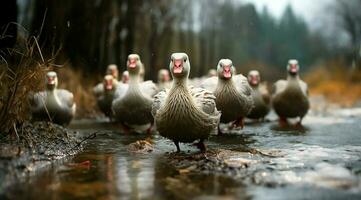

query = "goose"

[
  {"left": 247, "top": 70, "right": 270, "bottom": 120},
  {"left": 93, "top": 64, "right": 119, "bottom": 97},
  {"left": 121, "top": 70, "right": 130, "bottom": 84},
  {"left": 152, "top": 53, "right": 220, "bottom": 152},
  {"left": 30, "top": 71, "right": 76, "bottom": 125},
  {"left": 157, "top": 69, "right": 171, "bottom": 91},
  {"left": 96, "top": 75, "right": 117, "bottom": 119},
  {"left": 272, "top": 59, "right": 309, "bottom": 126},
  {"left": 201, "top": 59, "right": 253, "bottom": 134},
  {"left": 106, "top": 64, "right": 119, "bottom": 80},
  {"left": 112, "top": 54, "right": 157, "bottom": 133}
]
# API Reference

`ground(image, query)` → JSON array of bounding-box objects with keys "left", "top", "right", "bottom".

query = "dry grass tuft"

[
  {"left": 0, "top": 33, "right": 58, "bottom": 136},
  {"left": 305, "top": 60, "right": 361, "bottom": 107}
]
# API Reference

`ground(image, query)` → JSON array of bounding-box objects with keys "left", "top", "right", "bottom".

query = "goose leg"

[
  {"left": 217, "top": 124, "right": 223, "bottom": 135},
  {"left": 195, "top": 139, "right": 206, "bottom": 152},
  {"left": 233, "top": 117, "right": 244, "bottom": 129},
  {"left": 278, "top": 117, "right": 288, "bottom": 128},
  {"left": 295, "top": 117, "right": 303, "bottom": 128},
  {"left": 146, "top": 121, "right": 154, "bottom": 134},
  {"left": 121, "top": 122, "right": 130, "bottom": 134},
  {"left": 174, "top": 141, "right": 180, "bottom": 152}
]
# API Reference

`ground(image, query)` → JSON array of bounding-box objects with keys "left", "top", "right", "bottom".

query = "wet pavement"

[{"left": 1, "top": 108, "right": 361, "bottom": 200}]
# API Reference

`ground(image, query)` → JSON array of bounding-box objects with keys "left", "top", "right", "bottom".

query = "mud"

[{"left": 0, "top": 122, "right": 83, "bottom": 192}]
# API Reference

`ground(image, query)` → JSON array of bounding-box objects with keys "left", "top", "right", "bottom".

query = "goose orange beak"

[
  {"left": 223, "top": 65, "right": 231, "bottom": 79},
  {"left": 105, "top": 79, "right": 113, "bottom": 90},
  {"left": 290, "top": 64, "right": 298, "bottom": 73},
  {"left": 129, "top": 58, "right": 137, "bottom": 68},
  {"left": 173, "top": 59, "right": 183, "bottom": 74},
  {"left": 47, "top": 77, "right": 55, "bottom": 85},
  {"left": 250, "top": 76, "right": 258, "bottom": 85}
]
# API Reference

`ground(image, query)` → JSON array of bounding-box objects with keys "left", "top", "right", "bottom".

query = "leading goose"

[
  {"left": 201, "top": 59, "right": 253, "bottom": 134},
  {"left": 112, "top": 54, "right": 157, "bottom": 133},
  {"left": 152, "top": 53, "right": 220, "bottom": 152},
  {"left": 30, "top": 71, "right": 76, "bottom": 125},
  {"left": 272, "top": 59, "right": 309, "bottom": 126}
]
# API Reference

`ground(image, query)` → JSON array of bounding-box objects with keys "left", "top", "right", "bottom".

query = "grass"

[
  {"left": 0, "top": 34, "right": 52, "bottom": 136},
  {"left": 305, "top": 60, "right": 361, "bottom": 107}
]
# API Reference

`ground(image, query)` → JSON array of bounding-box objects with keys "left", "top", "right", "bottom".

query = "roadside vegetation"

[
  {"left": 0, "top": 33, "right": 50, "bottom": 137},
  {"left": 305, "top": 60, "right": 361, "bottom": 107}
]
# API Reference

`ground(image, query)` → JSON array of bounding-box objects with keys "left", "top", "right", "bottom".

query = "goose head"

[
  {"left": 121, "top": 71, "right": 129, "bottom": 83},
  {"left": 169, "top": 53, "right": 190, "bottom": 79},
  {"left": 217, "top": 59, "right": 235, "bottom": 80},
  {"left": 247, "top": 70, "right": 261, "bottom": 87},
  {"left": 158, "top": 69, "right": 170, "bottom": 83},
  {"left": 106, "top": 64, "right": 119, "bottom": 80},
  {"left": 127, "top": 54, "right": 142, "bottom": 76},
  {"left": 46, "top": 71, "right": 58, "bottom": 90},
  {"left": 287, "top": 59, "right": 299, "bottom": 76},
  {"left": 103, "top": 75, "right": 116, "bottom": 91}
]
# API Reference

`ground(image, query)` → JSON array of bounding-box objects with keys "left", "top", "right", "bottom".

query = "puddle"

[{"left": 1, "top": 110, "right": 361, "bottom": 199}]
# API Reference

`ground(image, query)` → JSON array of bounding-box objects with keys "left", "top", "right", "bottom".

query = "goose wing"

[
  {"left": 189, "top": 86, "right": 218, "bottom": 115},
  {"left": 272, "top": 80, "right": 287, "bottom": 95},
  {"left": 29, "top": 91, "right": 46, "bottom": 111},
  {"left": 152, "top": 89, "right": 168, "bottom": 117},
  {"left": 93, "top": 83, "right": 104, "bottom": 97},
  {"left": 233, "top": 74, "right": 252, "bottom": 96},
  {"left": 114, "top": 83, "right": 129, "bottom": 100},
  {"left": 140, "top": 80, "right": 158, "bottom": 98},
  {"left": 259, "top": 83, "right": 271, "bottom": 104},
  {"left": 200, "top": 76, "right": 217, "bottom": 92},
  {"left": 57, "top": 89, "right": 75, "bottom": 108}
]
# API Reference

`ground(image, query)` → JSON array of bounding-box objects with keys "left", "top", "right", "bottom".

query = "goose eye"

[{"left": 183, "top": 58, "right": 187, "bottom": 62}]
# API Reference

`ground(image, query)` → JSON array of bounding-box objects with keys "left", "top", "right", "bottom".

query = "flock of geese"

[{"left": 29, "top": 53, "right": 309, "bottom": 152}]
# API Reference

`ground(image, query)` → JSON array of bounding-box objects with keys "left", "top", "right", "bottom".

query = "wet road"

[{"left": 2, "top": 108, "right": 361, "bottom": 200}]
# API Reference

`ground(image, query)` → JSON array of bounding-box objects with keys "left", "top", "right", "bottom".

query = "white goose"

[
  {"left": 152, "top": 53, "right": 220, "bottom": 152},
  {"left": 201, "top": 59, "right": 253, "bottom": 134},
  {"left": 112, "top": 54, "right": 157, "bottom": 133},
  {"left": 93, "top": 64, "right": 119, "bottom": 97},
  {"left": 121, "top": 70, "right": 130, "bottom": 84},
  {"left": 30, "top": 71, "right": 76, "bottom": 125},
  {"left": 96, "top": 75, "right": 117, "bottom": 119},
  {"left": 157, "top": 69, "right": 171, "bottom": 91},
  {"left": 272, "top": 59, "right": 309, "bottom": 126},
  {"left": 247, "top": 70, "right": 270, "bottom": 120}
]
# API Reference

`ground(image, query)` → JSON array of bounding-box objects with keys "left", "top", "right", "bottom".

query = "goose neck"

[
  {"left": 217, "top": 77, "right": 233, "bottom": 88},
  {"left": 129, "top": 74, "right": 140, "bottom": 85},
  {"left": 46, "top": 88, "right": 56, "bottom": 95},
  {"left": 172, "top": 77, "right": 188, "bottom": 89},
  {"left": 287, "top": 74, "right": 299, "bottom": 81}
]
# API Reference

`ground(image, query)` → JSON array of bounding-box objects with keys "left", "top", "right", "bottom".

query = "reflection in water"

[
  {"left": 116, "top": 157, "right": 155, "bottom": 199},
  {"left": 269, "top": 124, "right": 310, "bottom": 134},
  {"left": 1, "top": 111, "right": 361, "bottom": 199}
]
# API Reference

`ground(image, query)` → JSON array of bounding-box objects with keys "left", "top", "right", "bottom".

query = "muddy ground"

[
  {"left": 0, "top": 122, "right": 85, "bottom": 192},
  {"left": 1, "top": 102, "right": 361, "bottom": 199}
]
